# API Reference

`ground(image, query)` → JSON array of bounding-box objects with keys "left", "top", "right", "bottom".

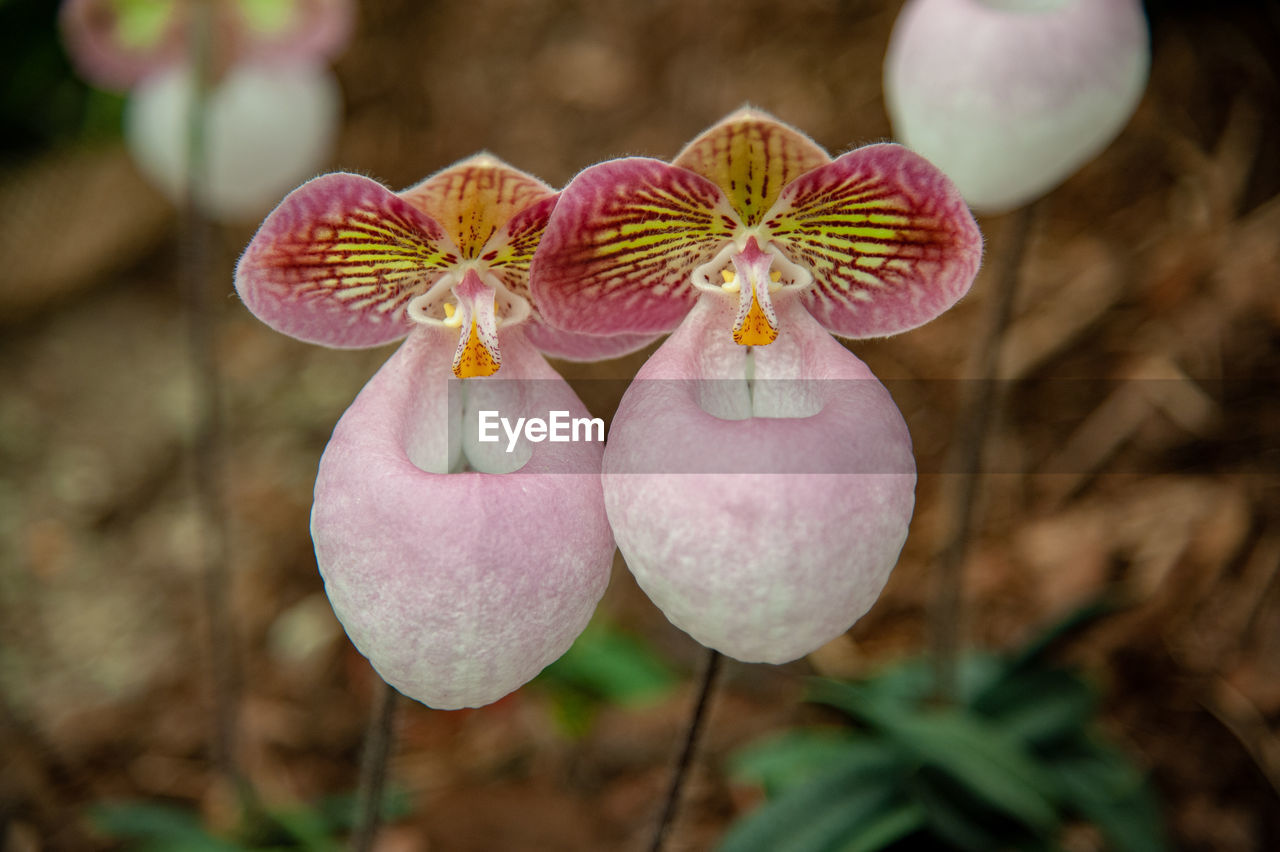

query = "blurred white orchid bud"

[
  {"left": 125, "top": 62, "right": 341, "bottom": 221},
  {"left": 884, "top": 0, "right": 1149, "bottom": 213}
]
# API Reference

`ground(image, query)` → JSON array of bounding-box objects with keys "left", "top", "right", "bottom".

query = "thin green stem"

[
  {"left": 931, "top": 202, "right": 1038, "bottom": 701},
  {"left": 648, "top": 648, "right": 722, "bottom": 852},
  {"left": 181, "top": 0, "right": 242, "bottom": 794},
  {"left": 349, "top": 680, "right": 400, "bottom": 852}
]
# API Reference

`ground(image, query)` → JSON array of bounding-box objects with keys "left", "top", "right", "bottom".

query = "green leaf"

[
  {"left": 537, "top": 622, "right": 678, "bottom": 706},
  {"left": 1055, "top": 739, "right": 1169, "bottom": 852},
  {"left": 312, "top": 787, "right": 413, "bottom": 831},
  {"left": 809, "top": 682, "right": 1059, "bottom": 834},
  {"left": 909, "top": 769, "right": 1012, "bottom": 852},
  {"left": 971, "top": 667, "right": 1098, "bottom": 747},
  {"left": 730, "top": 732, "right": 893, "bottom": 797},
  {"left": 815, "top": 656, "right": 1002, "bottom": 710},
  {"left": 1004, "top": 597, "right": 1117, "bottom": 673},
  {"left": 265, "top": 805, "right": 338, "bottom": 852},
  {"left": 717, "top": 742, "right": 906, "bottom": 852},
  {"left": 834, "top": 799, "right": 926, "bottom": 852},
  {"left": 89, "top": 802, "right": 242, "bottom": 852}
]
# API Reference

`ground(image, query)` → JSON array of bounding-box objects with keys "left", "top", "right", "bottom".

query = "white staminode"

[
  {"left": 126, "top": 62, "right": 341, "bottom": 222},
  {"left": 884, "top": 0, "right": 1149, "bottom": 213}
]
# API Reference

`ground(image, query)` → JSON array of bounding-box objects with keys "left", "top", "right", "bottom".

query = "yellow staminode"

[
  {"left": 721, "top": 269, "right": 740, "bottom": 292},
  {"left": 442, "top": 302, "right": 461, "bottom": 326},
  {"left": 733, "top": 291, "right": 778, "bottom": 346},
  {"left": 454, "top": 317, "right": 500, "bottom": 378}
]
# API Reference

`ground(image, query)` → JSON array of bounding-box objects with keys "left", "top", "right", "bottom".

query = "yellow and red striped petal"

[
  {"left": 765, "top": 143, "right": 982, "bottom": 339},
  {"left": 489, "top": 192, "right": 663, "bottom": 360},
  {"left": 531, "top": 157, "right": 739, "bottom": 337},
  {"left": 400, "top": 154, "right": 556, "bottom": 261},
  {"left": 235, "top": 172, "right": 457, "bottom": 348},
  {"left": 673, "top": 108, "right": 831, "bottom": 228}
]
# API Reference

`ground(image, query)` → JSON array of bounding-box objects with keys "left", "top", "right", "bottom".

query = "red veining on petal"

[
  {"left": 400, "top": 154, "right": 556, "bottom": 260},
  {"left": 485, "top": 193, "right": 557, "bottom": 308},
  {"left": 531, "top": 157, "right": 740, "bottom": 336},
  {"left": 235, "top": 172, "right": 456, "bottom": 348},
  {"left": 765, "top": 143, "right": 982, "bottom": 339},
  {"left": 673, "top": 108, "right": 831, "bottom": 227}
]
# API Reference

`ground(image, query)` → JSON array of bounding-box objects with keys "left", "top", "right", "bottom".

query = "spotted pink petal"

[
  {"left": 764, "top": 143, "right": 982, "bottom": 339},
  {"left": 531, "top": 157, "right": 739, "bottom": 337},
  {"left": 312, "top": 326, "right": 614, "bottom": 708},
  {"left": 235, "top": 172, "right": 457, "bottom": 348},
  {"left": 59, "top": 0, "right": 187, "bottom": 91},
  {"left": 673, "top": 107, "right": 832, "bottom": 227}
]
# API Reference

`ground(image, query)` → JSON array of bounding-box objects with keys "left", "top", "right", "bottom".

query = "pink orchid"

[
  {"left": 884, "top": 0, "right": 1150, "bottom": 212},
  {"left": 59, "top": 0, "right": 355, "bottom": 221},
  {"left": 59, "top": 0, "right": 353, "bottom": 91},
  {"left": 235, "top": 155, "right": 633, "bottom": 709},
  {"left": 531, "top": 110, "right": 982, "bottom": 663}
]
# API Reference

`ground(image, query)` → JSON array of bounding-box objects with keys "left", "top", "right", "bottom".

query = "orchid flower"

[
  {"left": 884, "top": 0, "right": 1150, "bottom": 213},
  {"left": 60, "top": 0, "right": 354, "bottom": 220},
  {"left": 530, "top": 110, "right": 982, "bottom": 664},
  {"left": 235, "top": 155, "right": 633, "bottom": 709}
]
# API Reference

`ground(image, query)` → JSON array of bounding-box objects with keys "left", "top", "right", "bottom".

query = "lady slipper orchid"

[
  {"left": 235, "top": 155, "right": 632, "bottom": 709},
  {"left": 60, "top": 0, "right": 354, "bottom": 221},
  {"left": 59, "top": 0, "right": 354, "bottom": 91},
  {"left": 531, "top": 110, "right": 982, "bottom": 663},
  {"left": 884, "top": 0, "right": 1150, "bottom": 213}
]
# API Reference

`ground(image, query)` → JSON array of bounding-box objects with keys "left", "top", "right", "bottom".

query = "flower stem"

[
  {"left": 931, "top": 201, "right": 1038, "bottom": 701},
  {"left": 349, "top": 680, "right": 400, "bottom": 852},
  {"left": 182, "top": 0, "right": 245, "bottom": 798},
  {"left": 648, "top": 648, "right": 722, "bottom": 852}
]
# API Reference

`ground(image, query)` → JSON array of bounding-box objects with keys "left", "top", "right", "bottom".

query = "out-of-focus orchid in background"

[
  {"left": 532, "top": 110, "right": 982, "bottom": 664},
  {"left": 884, "top": 0, "right": 1150, "bottom": 213},
  {"left": 235, "top": 155, "right": 626, "bottom": 709},
  {"left": 59, "top": 0, "right": 353, "bottom": 220}
]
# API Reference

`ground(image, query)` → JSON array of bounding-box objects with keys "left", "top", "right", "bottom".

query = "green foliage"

[
  {"left": 89, "top": 788, "right": 411, "bottom": 851},
  {"left": 720, "top": 608, "right": 1168, "bottom": 852},
  {"left": 535, "top": 618, "right": 679, "bottom": 736},
  {"left": 0, "top": 0, "right": 125, "bottom": 157}
]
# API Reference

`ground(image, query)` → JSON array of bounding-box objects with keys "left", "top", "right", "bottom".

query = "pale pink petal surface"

[
  {"left": 603, "top": 295, "right": 916, "bottom": 663},
  {"left": 235, "top": 172, "right": 456, "bottom": 348},
  {"left": 885, "top": 0, "right": 1149, "bottom": 212},
  {"left": 765, "top": 143, "right": 983, "bottom": 339},
  {"left": 311, "top": 327, "right": 615, "bottom": 709}
]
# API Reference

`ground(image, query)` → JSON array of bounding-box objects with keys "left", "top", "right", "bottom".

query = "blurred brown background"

[{"left": 2, "top": 1, "right": 1279, "bottom": 850}]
